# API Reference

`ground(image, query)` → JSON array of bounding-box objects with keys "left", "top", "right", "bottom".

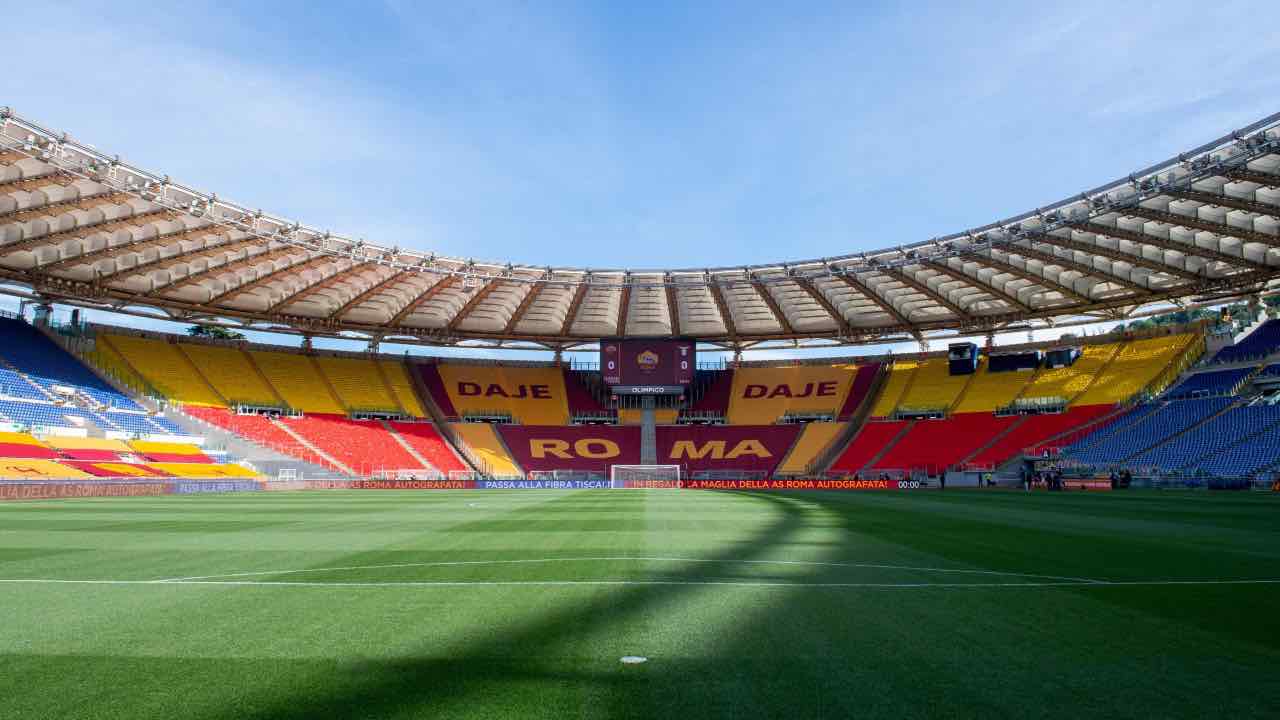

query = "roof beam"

[
  {"left": 615, "top": 279, "right": 632, "bottom": 336},
  {"left": 202, "top": 253, "right": 328, "bottom": 306},
  {"left": 1166, "top": 189, "right": 1280, "bottom": 217},
  {"left": 1066, "top": 220, "right": 1271, "bottom": 271},
  {"left": 707, "top": 277, "right": 738, "bottom": 341},
  {"left": 560, "top": 279, "right": 590, "bottom": 337},
  {"left": 1, "top": 192, "right": 136, "bottom": 224},
  {"left": 0, "top": 208, "right": 178, "bottom": 254},
  {"left": 156, "top": 247, "right": 307, "bottom": 298},
  {"left": 1121, "top": 206, "right": 1280, "bottom": 249},
  {"left": 1026, "top": 230, "right": 1203, "bottom": 281},
  {"left": 959, "top": 251, "right": 1095, "bottom": 306},
  {"left": 1000, "top": 242, "right": 1150, "bottom": 295},
  {"left": 832, "top": 272, "right": 910, "bottom": 327},
  {"left": 265, "top": 261, "right": 376, "bottom": 314},
  {"left": 92, "top": 236, "right": 264, "bottom": 283},
  {"left": 502, "top": 275, "right": 549, "bottom": 334},
  {"left": 36, "top": 224, "right": 228, "bottom": 272},
  {"left": 750, "top": 277, "right": 794, "bottom": 334},
  {"left": 919, "top": 259, "right": 1033, "bottom": 313},
  {"left": 880, "top": 266, "right": 969, "bottom": 319},
  {"left": 390, "top": 274, "right": 457, "bottom": 327},
  {"left": 664, "top": 275, "right": 681, "bottom": 336},
  {"left": 447, "top": 278, "right": 503, "bottom": 332},
  {"left": 1225, "top": 167, "right": 1280, "bottom": 187},
  {"left": 329, "top": 269, "right": 412, "bottom": 321},
  {"left": 793, "top": 276, "right": 853, "bottom": 335}
]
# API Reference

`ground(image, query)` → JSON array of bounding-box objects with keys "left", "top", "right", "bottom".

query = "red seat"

[
  {"left": 829, "top": 421, "right": 906, "bottom": 473},
  {"left": 388, "top": 422, "right": 467, "bottom": 473}
]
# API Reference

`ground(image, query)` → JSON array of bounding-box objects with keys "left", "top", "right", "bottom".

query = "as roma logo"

[{"left": 636, "top": 350, "right": 660, "bottom": 371}]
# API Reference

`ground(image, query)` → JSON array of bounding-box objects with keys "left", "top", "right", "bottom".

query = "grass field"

[{"left": 0, "top": 488, "right": 1277, "bottom": 719}]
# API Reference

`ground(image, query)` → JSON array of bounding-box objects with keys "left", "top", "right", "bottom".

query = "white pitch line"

[
  {"left": 155, "top": 556, "right": 1103, "bottom": 584},
  {"left": 0, "top": 578, "right": 1278, "bottom": 589}
]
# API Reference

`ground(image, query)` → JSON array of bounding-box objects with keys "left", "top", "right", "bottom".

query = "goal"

[{"left": 610, "top": 464, "right": 681, "bottom": 489}]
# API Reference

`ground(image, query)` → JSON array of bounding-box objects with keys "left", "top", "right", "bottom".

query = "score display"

[{"left": 600, "top": 339, "right": 695, "bottom": 393}]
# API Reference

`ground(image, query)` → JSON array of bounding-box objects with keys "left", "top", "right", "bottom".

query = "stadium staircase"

[
  {"left": 172, "top": 407, "right": 338, "bottom": 478},
  {"left": 811, "top": 362, "right": 888, "bottom": 474},
  {"left": 380, "top": 420, "right": 432, "bottom": 467},
  {"left": 405, "top": 362, "right": 483, "bottom": 473},
  {"left": 640, "top": 399, "right": 658, "bottom": 465},
  {"left": 958, "top": 415, "right": 1028, "bottom": 467},
  {"left": 862, "top": 421, "right": 915, "bottom": 471},
  {"left": 268, "top": 418, "right": 354, "bottom": 475}
]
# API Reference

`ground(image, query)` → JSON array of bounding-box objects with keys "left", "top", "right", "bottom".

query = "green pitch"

[{"left": 0, "top": 489, "right": 1276, "bottom": 719}]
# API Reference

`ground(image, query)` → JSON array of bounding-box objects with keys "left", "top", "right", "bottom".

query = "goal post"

[{"left": 610, "top": 464, "right": 681, "bottom": 489}]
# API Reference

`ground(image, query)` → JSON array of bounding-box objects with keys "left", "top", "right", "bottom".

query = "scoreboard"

[{"left": 600, "top": 339, "right": 695, "bottom": 394}]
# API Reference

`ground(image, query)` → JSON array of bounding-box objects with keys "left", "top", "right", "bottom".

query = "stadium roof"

[{"left": 2, "top": 107, "right": 1280, "bottom": 352}]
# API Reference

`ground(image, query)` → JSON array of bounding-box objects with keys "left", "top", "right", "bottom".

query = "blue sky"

[{"left": 3, "top": 0, "right": 1277, "bottom": 354}]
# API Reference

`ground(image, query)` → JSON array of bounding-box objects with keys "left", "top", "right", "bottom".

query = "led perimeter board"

[{"left": 600, "top": 338, "right": 695, "bottom": 394}]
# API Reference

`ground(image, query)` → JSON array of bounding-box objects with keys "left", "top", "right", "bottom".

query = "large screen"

[{"left": 600, "top": 339, "right": 695, "bottom": 391}]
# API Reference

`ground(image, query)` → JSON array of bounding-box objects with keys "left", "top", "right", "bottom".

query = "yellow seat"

[
  {"left": 248, "top": 351, "right": 344, "bottom": 414},
  {"left": 0, "top": 459, "right": 90, "bottom": 479},
  {"left": 181, "top": 345, "right": 279, "bottom": 406},
  {"left": 726, "top": 366, "right": 859, "bottom": 424},
  {"left": 149, "top": 462, "right": 260, "bottom": 478},
  {"left": 869, "top": 360, "right": 918, "bottom": 417},
  {"left": 438, "top": 365, "right": 569, "bottom": 425},
  {"left": 897, "top": 358, "right": 970, "bottom": 411},
  {"left": 777, "top": 422, "right": 846, "bottom": 474},
  {"left": 381, "top": 360, "right": 426, "bottom": 417},
  {"left": 1074, "top": 334, "right": 1194, "bottom": 405},
  {"left": 1021, "top": 343, "right": 1119, "bottom": 403},
  {"left": 451, "top": 423, "right": 522, "bottom": 476},
  {"left": 103, "top": 335, "right": 223, "bottom": 406},
  {"left": 952, "top": 358, "right": 1036, "bottom": 413},
  {"left": 315, "top": 357, "right": 399, "bottom": 412}
]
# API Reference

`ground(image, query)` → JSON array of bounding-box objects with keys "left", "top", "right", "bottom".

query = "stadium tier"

[
  {"left": 1213, "top": 319, "right": 1280, "bottom": 363},
  {"left": 5, "top": 311, "right": 1277, "bottom": 483}
]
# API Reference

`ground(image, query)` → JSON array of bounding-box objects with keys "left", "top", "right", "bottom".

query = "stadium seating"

[
  {"left": 776, "top": 422, "right": 846, "bottom": 475},
  {"left": 970, "top": 405, "right": 1114, "bottom": 465},
  {"left": 148, "top": 462, "right": 260, "bottom": 478},
  {"left": 951, "top": 359, "right": 1035, "bottom": 413},
  {"left": 104, "top": 334, "right": 224, "bottom": 406},
  {"left": 1073, "top": 335, "right": 1193, "bottom": 405},
  {"left": 869, "top": 360, "right": 918, "bottom": 417},
  {"left": 1261, "top": 363, "right": 1280, "bottom": 378},
  {"left": 498, "top": 425, "right": 641, "bottom": 476},
  {"left": 657, "top": 425, "right": 802, "bottom": 476},
  {"left": 415, "top": 364, "right": 459, "bottom": 419},
  {"left": 43, "top": 436, "right": 135, "bottom": 461},
  {"left": 0, "top": 318, "right": 144, "bottom": 411},
  {"left": 386, "top": 422, "right": 467, "bottom": 473},
  {"left": 60, "top": 460, "right": 167, "bottom": 477},
  {"left": 871, "top": 413, "right": 1018, "bottom": 472},
  {"left": 451, "top": 423, "right": 522, "bottom": 476},
  {"left": 1064, "top": 397, "right": 1233, "bottom": 466},
  {"left": 689, "top": 369, "right": 733, "bottom": 415},
  {"left": 828, "top": 420, "right": 908, "bottom": 473},
  {"left": 1213, "top": 319, "right": 1280, "bottom": 363},
  {"left": 0, "top": 367, "right": 49, "bottom": 401},
  {"left": 1164, "top": 368, "right": 1253, "bottom": 399},
  {"left": 895, "top": 358, "right": 971, "bottom": 412},
  {"left": 726, "top": 365, "right": 859, "bottom": 424},
  {"left": 280, "top": 415, "right": 423, "bottom": 474},
  {"left": 1020, "top": 343, "right": 1119, "bottom": 402},
  {"left": 382, "top": 361, "right": 427, "bottom": 417},
  {"left": 436, "top": 364, "right": 569, "bottom": 425},
  {"left": 1193, "top": 420, "right": 1280, "bottom": 477},
  {"left": 247, "top": 351, "right": 345, "bottom": 414},
  {"left": 1057, "top": 404, "right": 1161, "bottom": 455},
  {"left": 564, "top": 369, "right": 609, "bottom": 416},
  {"left": 1129, "top": 404, "right": 1280, "bottom": 470},
  {"left": 179, "top": 344, "right": 280, "bottom": 407},
  {"left": 0, "top": 459, "right": 91, "bottom": 479},
  {"left": 836, "top": 363, "right": 880, "bottom": 419},
  {"left": 314, "top": 356, "right": 399, "bottom": 412},
  {"left": 0, "top": 431, "right": 60, "bottom": 459},
  {"left": 184, "top": 407, "right": 330, "bottom": 468},
  {"left": 129, "top": 440, "right": 213, "bottom": 463}
]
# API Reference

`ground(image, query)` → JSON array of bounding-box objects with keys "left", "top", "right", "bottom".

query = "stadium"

[{"left": 2, "top": 6, "right": 1279, "bottom": 717}]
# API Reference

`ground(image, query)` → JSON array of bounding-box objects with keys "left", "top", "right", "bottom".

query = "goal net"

[{"left": 610, "top": 464, "right": 681, "bottom": 489}]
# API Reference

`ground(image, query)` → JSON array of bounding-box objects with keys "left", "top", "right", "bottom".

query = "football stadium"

[{"left": 2, "top": 5, "right": 1280, "bottom": 719}]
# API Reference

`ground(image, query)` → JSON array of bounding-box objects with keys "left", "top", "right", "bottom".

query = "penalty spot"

[{"left": 620, "top": 656, "right": 648, "bottom": 664}]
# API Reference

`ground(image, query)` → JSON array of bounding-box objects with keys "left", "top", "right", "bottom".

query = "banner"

[
  {"left": 173, "top": 480, "right": 262, "bottom": 494},
  {"left": 353, "top": 479, "right": 476, "bottom": 490},
  {"left": 0, "top": 481, "right": 172, "bottom": 500},
  {"left": 476, "top": 479, "right": 611, "bottom": 490},
  {"left": 683, "top": 478, "right": 920, "bottom": 490}
]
